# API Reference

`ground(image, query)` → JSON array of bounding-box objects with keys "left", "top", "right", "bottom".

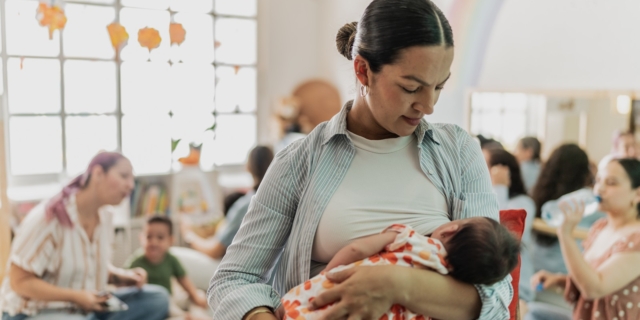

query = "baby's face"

[{"left": 430, "top": 217, "right": 488, "bottom": 248}]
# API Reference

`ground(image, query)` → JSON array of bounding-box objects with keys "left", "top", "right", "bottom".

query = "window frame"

[{"left": 0, "top": 0, "right": 259, "bottom": 188}]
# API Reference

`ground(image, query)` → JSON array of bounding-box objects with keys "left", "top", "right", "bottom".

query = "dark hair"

[
  {"left": 612, "top": 158, "right": 640, "bottom": 218},
  {"left": 487, "top": 149, "right": 527, "bottom": 199},
  {"left": 531, "top": 144, "right": 591, "bottom": 245},
  {"left": 477, "top": 135, "right": 504, "bottom": 150},
  {"left": 147, "top": 215, "right": 173, "bottom": 235},
  {"left": 247, "top": 146, "right": 274, "bottom": 191},
  {"left": 519, "top": 137, "right": 541, "bottom": 161},
  {"left": 336, "top": 0, "right": 454, "bottom": 72},
  {"left": 446, "top": 218, "right": 520, "bottom": 285},
  {"left": 223, "top": 191, "right": 246, "bottom": 217},
  {"left": 46, "top": 152, "right": 127, "bottom": 228}
]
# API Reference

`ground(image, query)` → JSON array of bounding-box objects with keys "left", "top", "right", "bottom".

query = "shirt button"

[{"left": 428, "top": 170, "right": 433, "bottom": 175}]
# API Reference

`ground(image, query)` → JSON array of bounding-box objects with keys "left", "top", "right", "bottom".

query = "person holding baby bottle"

[{"left": 532, "top": 158, "right": 640, "bottom": 319}]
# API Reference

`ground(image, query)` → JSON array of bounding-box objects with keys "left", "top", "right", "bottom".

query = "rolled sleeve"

[{"left": 475, "top": 275, "right": 513, "bottom": 319}]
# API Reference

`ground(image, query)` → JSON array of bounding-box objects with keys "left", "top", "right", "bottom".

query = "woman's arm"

[
  {"left": 457, "top": 130, "right": 513, "bottom": 319},
  {"left": 208, "top": 144, "right": 305, "bottom": 320},
  {"left": 310, "top": 265, "right": 483, "bottom": 320},
  {"left": 325, "top": 232, "right": 397, "bottom": 271},
  {"left": 9, "top": 263, "right": 110, "bottom": 311},
  {"left": 184, "top": 231, "right": 226, "bottom": 259},
  {"left": 558, "top": 225, "right": 640, "bottom": 299}
]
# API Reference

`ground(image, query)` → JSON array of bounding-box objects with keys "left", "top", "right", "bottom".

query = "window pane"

[
  {"left": 215, "top": 66, "right": 256, "bottom": 113},
  {"left": 215, "top": 18, "right": 256, "bottom": 65},
  {"left": 170, "top": 112, "right": 215, "bottom": 162},
  {"left": 8, "top": 58, "right": 61, "bottom": 114},
  {"left": 170, "top": 0, "right": 212, "bottom": 13},
  {"left": 121, "top": 61, "right": 170, "bottom": 115},
  {"left": 65, "top": 60, "right": 117, "bottom": 114},
  {"left": 65, "top": 116, "right": 118, "bottom": 175},
  {"left": 122, "top": 114, "right": 171, "bottom": 174},
  {"left": 170, "top": 13, "right": 214, "bottom": 63},
  {"left": 121, "top": 0, "right": 169, "bottom": 10},
  {"left": 215, "top": 0, "right": 257, "bottom": 17},
  {"left": 120, "top": 8, "right": 170, "bottom": 62},
  {"left": 5, "top": 0, "right": 60, "bottom": 56},
  {"left": 170, "top": 63, "right": 214, "bottom": 114},
  {"left": 200, "top": 114, "right": 256, "bottom": 167},
  {"left": 67, "top": 0, "right": 114, "bottom": 4},
  {"left": 9, "top": 116, "right": 63, "bottom": 175},
  {"left": 64, "top": 4, "right": 115, "bottom": 59}
]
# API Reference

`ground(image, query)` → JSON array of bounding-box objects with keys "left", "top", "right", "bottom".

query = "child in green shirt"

[{"left": 125, "top": 216, "right": 208, "bottom": 311}]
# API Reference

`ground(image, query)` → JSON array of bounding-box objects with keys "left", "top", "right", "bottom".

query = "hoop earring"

[{"left": 359, "top": 85, "right": 369, "bottom": 97}]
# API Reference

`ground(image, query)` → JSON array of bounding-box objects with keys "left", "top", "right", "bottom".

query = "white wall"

[
  {"left": 256, "top": 0, "right": 322, "bottom": 144},
  {"left": 479, "top": 0, "right": 640, "bottom": 90}
]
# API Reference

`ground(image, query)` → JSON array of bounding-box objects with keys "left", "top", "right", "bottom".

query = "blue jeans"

[{"left": 2, "top": 285, "right": 169, "bottom": 320}]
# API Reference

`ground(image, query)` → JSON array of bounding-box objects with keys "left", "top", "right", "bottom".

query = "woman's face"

[
  {"left": 594, "top": 161, "right": 639, "bottom": 214},
  {"left": 362, "top": 46, "right": 454, "bottom": 138},
  {"left": 95, "top": 158, "right": 135, "bottom": 205}
]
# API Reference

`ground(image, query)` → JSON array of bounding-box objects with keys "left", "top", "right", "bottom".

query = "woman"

[
  {"left": 485, "top": 149, "right": 536, "bottom": 302},
  {"left": 209, "top": 1, "right": 512, "bottom": 319},
  {"left": 514, "top": 137, "right": 542, "bottom": 193},
  {"left": 531, "top": 158, "right": 640, "bottom": 319},
  {"left": 182, "top": 146, "right": 274, "bottom": 259},
  {"left": 530, "top": 144, "right": 601, "bottom": 274},
  {"left": 0, "top": 152, "right": 169, "bottom": 320}
]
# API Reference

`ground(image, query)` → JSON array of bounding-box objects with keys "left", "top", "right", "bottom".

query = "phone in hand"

[{"left": 97, "top": 291, "right": 129, "bottom": 312}]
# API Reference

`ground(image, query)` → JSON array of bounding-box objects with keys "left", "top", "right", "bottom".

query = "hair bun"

[{"left": 336, "top": 21, "right": 358, "bottom": 60}]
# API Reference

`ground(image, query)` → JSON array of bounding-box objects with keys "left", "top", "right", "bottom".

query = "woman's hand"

[
  {"left": 490, "top": 165, "right": 511, "bottom": 187},
  {"left": 112, "top": 267, "right": 147, "bottom": 288},
  {"left": 530, "top": 270, "right": 566, "bottom": 292},
  {"left": 559, "top": 199, "right": 585, "bottom": 236},
  {"left": 308, "top": 266, "right": 396, "bottom": 320},
  {"left": 71, "top": 290, "right": 109, "bottom": 312}
]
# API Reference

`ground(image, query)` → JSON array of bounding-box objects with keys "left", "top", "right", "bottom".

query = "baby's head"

[
  {"left": 431, "top": 217, "right": 520, "bottom": 285},
  {"left": 140, "top": 216, "right": 174, "bottom": 261}
]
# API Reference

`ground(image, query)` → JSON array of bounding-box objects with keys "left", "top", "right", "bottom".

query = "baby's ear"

[{"left": 440, "top": 224, "right": 460, "bottom": 239}]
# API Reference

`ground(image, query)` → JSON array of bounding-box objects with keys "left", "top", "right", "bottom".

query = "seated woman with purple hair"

[{"left": 1, "top": 152, "right": 170, "bottom": 320}]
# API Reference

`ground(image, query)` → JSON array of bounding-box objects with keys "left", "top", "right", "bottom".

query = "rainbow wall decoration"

[{"left": 446, "top": 0, "right": 505, "bottom": 89}]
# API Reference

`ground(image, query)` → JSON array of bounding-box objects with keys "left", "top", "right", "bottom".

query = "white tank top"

[{"left": 311, "top": 131, "right": 450, "bottom": 263}]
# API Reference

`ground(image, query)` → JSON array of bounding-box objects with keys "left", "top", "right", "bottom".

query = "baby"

[{"left": 282, "top": 217, "right": 520, "bottom": 320}]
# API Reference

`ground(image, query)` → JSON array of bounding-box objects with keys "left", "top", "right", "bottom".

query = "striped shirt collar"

[{"left": 322, "top": 100, "right": 440, "bottom": 146}]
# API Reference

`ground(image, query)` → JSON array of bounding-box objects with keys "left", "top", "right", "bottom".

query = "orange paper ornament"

[
  {"left": 36, "top": 2, "right": 67, "bottom": 40},
  {"left": 107, "top": 22, "right": 129, "bottom": 51},
  {"left": 138, "top": 27, "right": 161, "bottom": 52},
  {"left": 169, "top": 23, "right": 186, "bottom": 46}
]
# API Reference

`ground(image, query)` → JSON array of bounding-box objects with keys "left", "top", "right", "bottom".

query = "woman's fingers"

[
  {"left": 309, "top": 286, "right": 342, "bottom": 311},
  {"left": 326, "top": 267, "right": 357, "bottom": 284},
  {"left": 317, "top": 302, "right": 349, "bottom": 320}
]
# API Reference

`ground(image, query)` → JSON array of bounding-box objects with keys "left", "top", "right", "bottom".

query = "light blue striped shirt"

[{"left": 208, "top": 101, "right": 513, "bottom": 319}]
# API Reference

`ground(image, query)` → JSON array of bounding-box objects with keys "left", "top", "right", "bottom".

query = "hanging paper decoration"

[
  {"left": 107, "top": 22, "right": 129, "bottom": 53},
  {"left": 138, "top": 27, "right": 161, "bottom": 52},
  {"left": 214, "top": 41, "right": 222, "bottom": 49},
  {"left": 169, "top": 23, "right": 186, "bottom": 46},
  {"left": 233, "top": 65, "right": 241, "bottom": 75},
  {"left": 36, "top": 2, "right": 67, "bottom": 40}
]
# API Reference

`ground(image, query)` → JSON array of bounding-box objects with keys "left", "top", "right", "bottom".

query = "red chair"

[{"left": 500, "top": 209, "right": 527, "bottom": 320}]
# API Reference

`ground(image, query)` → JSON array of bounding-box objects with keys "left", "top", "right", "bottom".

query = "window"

[
  {"left": 469, "top": 92, "right": 545, "bottom": 150},
  {"left": 1, "top": 0, "right": 257, "bottom": 183}
]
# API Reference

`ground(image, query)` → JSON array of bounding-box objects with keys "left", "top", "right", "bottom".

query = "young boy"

[
  {"left": 125, "top": 216, "right": 208, "bottom": 316},
  {"left": 282, "top": 217, "right": 520, "bottom": 320}
]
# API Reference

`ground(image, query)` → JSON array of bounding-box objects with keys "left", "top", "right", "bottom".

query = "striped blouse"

[
  {"left": 0, "top": 194, "right": 113, "bottom": 316},
  {"left": 208, "top": 101, "right": 513, "bottom": 319}
]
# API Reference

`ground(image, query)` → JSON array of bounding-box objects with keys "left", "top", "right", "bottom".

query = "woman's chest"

[{"left": 584, "top": 228, "right": 634, "bottom": 264}]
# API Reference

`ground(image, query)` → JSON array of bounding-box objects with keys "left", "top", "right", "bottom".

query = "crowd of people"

[{"left": 2, "top": 0, "right": 639, "bottom": 319}]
